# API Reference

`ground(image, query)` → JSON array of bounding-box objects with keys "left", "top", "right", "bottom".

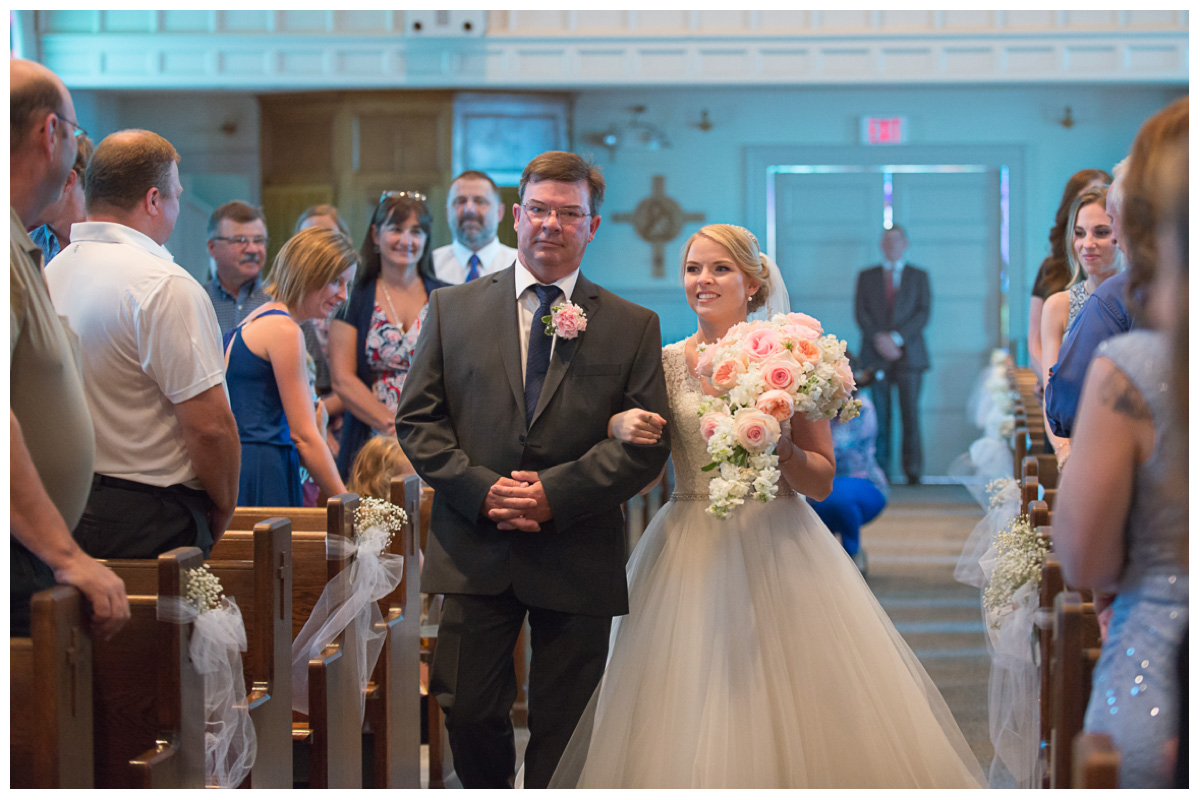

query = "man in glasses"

[
  {"left": 397, "top": 151, "right": 670, "bottom": 788},
  {"left": 433, "top": 169, "right": 519, "bottom": 284},
  {"left": 203, "top": 200, "right": 272, "bottom": 337},
  {"left": 45, "top": 129, "right": 240, "bottom": 563}
]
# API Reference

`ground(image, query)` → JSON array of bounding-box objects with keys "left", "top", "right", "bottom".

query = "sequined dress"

[
  {"left": 1082, "top": 331, "right": 1187, "bottom": 788},
  {"left": 546, "top": 341, "right": 985, "bottom": 788}
]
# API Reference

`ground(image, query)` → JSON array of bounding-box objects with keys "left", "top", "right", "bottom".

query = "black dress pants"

[
  {"left": 871, "top": 367, "right": 924, "bottom": 482},
  {"left": 72, "top": 475, "right": 214, "bottom": 559},
  {"left": 430, "top": 588, "right": 611, "bottom": 788}
]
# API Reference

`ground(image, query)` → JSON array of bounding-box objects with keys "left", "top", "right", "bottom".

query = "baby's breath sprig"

[
  {"left": 354, "top": 497, "right": 409, "bottom": 552},
  {"left": 184, "top": 563, "right": 225, "bottom": 613},
  {"left": 983, "top": 514, "right": 1049, "bottom": 628},
  {"left": 985, "top": 476, "right": 1018, "bottom": 509}
]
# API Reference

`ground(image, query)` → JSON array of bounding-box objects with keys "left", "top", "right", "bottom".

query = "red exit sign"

[{"left": 861, "top": 116, "right": 907, "bottom": 145}]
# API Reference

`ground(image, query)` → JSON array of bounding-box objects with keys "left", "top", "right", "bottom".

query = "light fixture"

[
  {"left": 584, "top": 105, "right": 671, "bottom": 160},
  {"left": 691, "top": 109, "right": 713, "bottom": 132}
]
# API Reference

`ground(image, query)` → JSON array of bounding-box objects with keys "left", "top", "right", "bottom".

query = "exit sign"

[{"left": 861, "top": 116, "right": 907, "bottom": 145}]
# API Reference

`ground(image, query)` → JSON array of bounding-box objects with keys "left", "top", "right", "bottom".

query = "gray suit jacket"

[
  {"left": 394, "top": 267, "right": 670, "bottom": 616},
  {"left": 854, "top": 264, "right": 931, "bottom": 372}
]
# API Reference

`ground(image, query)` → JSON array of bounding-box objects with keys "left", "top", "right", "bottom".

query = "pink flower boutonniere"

[{"left": 542, "top": 301, "right": 588, "bottom": 340}]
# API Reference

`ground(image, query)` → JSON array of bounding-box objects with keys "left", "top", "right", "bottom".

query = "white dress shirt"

[
  {"left": 432, "top": 238, "right": 519, "bottom": 284},
  {"left": 513, "top": 257, "right": 580, "bottom": 383}
]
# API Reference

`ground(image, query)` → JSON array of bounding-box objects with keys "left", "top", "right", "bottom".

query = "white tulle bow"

[
  {"left": 290, "top": 526, "right": 404, "bottom": 722},
  {"left": 157, "top": 595, "right": 257, "bottom": 788}
]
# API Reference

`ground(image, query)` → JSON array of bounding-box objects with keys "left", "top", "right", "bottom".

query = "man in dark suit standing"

[
  {"left": 854, "top": 224, "right": 931, "bottom": 485},
  {"left": 395, "top": 151, "right": 670, "bottom": 788}
]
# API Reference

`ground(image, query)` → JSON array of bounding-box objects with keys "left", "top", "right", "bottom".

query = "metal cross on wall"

[{"left": 611, "top": 175, "right": 705, "bottom": 278}]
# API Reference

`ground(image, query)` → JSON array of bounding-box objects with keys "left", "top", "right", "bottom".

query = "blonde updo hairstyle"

[
  {"left": 680, "top": 224, "right": 772, "bottom": 313},
  {"left": 266, "top": 226, "right": 360, "bottom": 310}
]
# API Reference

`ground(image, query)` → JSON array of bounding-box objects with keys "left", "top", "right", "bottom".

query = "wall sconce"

[
  {"left": 1059, "top": 106, "right": 1075, "bottom": 129},
  {"left": 691, "top": 109, "right": 713, "bottom": 132},
  {"left": 584, "top": 105, "right": 671, "bottom": 160}
]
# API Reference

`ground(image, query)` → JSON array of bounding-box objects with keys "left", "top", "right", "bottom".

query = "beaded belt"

[{"left": 671, "top": 487, "right": 797, "bottom": 502}]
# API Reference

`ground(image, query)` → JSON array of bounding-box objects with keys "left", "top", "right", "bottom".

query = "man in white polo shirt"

[
  {"left": 432, "top": 170, "right": 518, "bottom": 284},
  {"left": 46, "top": 129, "right": 240, "bottom": 558}
]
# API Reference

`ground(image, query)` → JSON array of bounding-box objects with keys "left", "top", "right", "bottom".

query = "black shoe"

[{"left": 906, "top": 475, "right": 921, "bottom": 485}]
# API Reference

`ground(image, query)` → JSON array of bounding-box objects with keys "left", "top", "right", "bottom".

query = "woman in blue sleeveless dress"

[{"left": 225, "top": 227, "right": 358, "bottom": 506}]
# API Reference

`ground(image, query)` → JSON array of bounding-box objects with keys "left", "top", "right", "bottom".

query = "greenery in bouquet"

[
  {"left": 695, "top": 312, "right": 860, "bottom": 519},
  {"left": 983, "top": 514, "right": 1049, "bottom": 629}
]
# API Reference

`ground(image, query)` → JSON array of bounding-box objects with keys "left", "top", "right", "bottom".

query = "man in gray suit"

[
  {"left": 854, "top": 224, "right": 931, "bottom": 484},
  {"left": 395, "top": 151, "right": 670, "bottom": 788}
]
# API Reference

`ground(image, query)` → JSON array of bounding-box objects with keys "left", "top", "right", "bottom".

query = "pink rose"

[
  {"left": 733, "top": 408, "right": 781, "bottom": 453},
  {"left": 756, "top": 389, "right": 795, "bottom": 422},
  {"left": 711, "top": 358, "right": 747, "bottom": 390},
  {"left": 834, "top": 361, "right": 857, "bottom": 396},
  {"left": 695, "top": 346, "right": 715, "bottom": 377},
  {"left": 786, "top": 312, "right": 824, "bottom": 334},
  {"left": 699, "top": 412, "right": 727, "bottom": 442},
  {"left": 760, "top": 357, "right": 802, "bottom": 393},
  {"left": 743, "top": 328, "right": 784, "bottom": 361},
  {"left": 782, "top": 323, "right": 821, "bottom": 343},
  {"left": 550, "top": 303, "right": 588, "bottom": 339}
]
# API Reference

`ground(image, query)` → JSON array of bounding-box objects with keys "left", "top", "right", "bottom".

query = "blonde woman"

[{"left": 224, "top": 227, "right": 357, "bottom": 505}]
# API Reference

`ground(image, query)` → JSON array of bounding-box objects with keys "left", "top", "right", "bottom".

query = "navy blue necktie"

[
  {"left": 465, "top": 253, "right": 481, "bottom": 282},
  {"left": 524, "top": 284, "right": 561, "bottom": 423}
]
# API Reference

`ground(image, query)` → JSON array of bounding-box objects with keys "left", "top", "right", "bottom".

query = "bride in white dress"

[{"left": 545, "top": 224, "right": 985, "bottom": 788}]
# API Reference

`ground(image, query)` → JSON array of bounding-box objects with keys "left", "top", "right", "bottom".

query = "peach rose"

[
  {"left": 790, "top": 338, "right": 821, "bottom": 365},
  {"left": 743, "top": 328, "right": 785, "bottom": 361},
  {"left": 756, "top": 389, "right": 795, "bottom": 422},
  {"left": 834, "top": 360, "right": 857, "bottom": 395},
  {"left": 733, "top": 408, "right": 781, "bottom": 453},
  {"left": 699, "top": 412, "right": 727, "bottom": 442},
  {"left": 760, "top": 357, "right": 802, "bottom": 393},
  {"left": 711, "top": 358, "right": 747, "bottom": 390}
]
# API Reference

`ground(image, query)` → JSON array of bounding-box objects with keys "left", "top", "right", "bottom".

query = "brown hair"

[
  {"left": 1032, "top": 168, "right": 1113, "bottom": 299},
  {"left": 347, "top": 435, "right": 414, "bottom": 500},
  {"left": 9, "top": 67, "right": 63, "bottom": 153},
  {"left": 72, "top": 134, "right": 95, "bottom": 177},
  {"left": 451, "top": 170, "right": 500, "bottom": 194},
  {"left": 265, "top": 227, "right": 360, "bottom": 309},
  {"left": 294, "top": 203, "right": 351, "bottom": 238},
  {"left": 208, "top": 200, "right": 265, "bottom": 239},
  {"left": 84, "top": 129, "right": 180, "bottom": 212},
  {"left": 1064, "top": 185, "right": 1119, "bottom": 284},
  {"left": 1123, "top": 96, "right": 1188, "bottom": 321},
  {"left": 357, "top": 194, "right": 434, "bottom": 287},
  {"left": 518, "top": 151, "right": 605, "bottom": 214},
  {"left": 680, "top": 224, "right": 772, "bottom": 313}
]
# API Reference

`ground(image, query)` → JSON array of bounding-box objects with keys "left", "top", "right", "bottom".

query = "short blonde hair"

[
  {"left": 679, "top": 224, "right": 771, "bottom": 312},
  {"left": 265, "top": 226, "right": 359, "bottom": 310},
  {"left": 347, "top": 436, "right": 414, "bottom": 501}
]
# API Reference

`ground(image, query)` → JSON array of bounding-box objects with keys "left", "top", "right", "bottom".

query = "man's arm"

[
  {"left": 10, "top": 410, "right": 130, "bottom": 640},
  {"left": 174, "top": 385, "right": 241, "bottom": 540},
  {"left": 394, "top": 292, "right": 504, "bottom": 522},
  {"left": 1044, "top": 289, "right": 1130, "bottom": 438},
  {"left": 535, "top": 310, "right": 672, "bottom": 531}
]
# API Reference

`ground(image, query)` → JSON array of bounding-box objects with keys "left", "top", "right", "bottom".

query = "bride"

[{"left": 544, "top": 224, "right": 985, "bottom": 788}]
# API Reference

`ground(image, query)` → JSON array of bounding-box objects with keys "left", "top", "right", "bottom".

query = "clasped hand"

[{"left": 485, "top": 471, "right": 552, "bottom": 532}]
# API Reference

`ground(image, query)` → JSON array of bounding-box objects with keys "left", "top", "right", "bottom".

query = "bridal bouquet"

[{"left": 695, "top": 312, "right": 861, "bottom": 518}]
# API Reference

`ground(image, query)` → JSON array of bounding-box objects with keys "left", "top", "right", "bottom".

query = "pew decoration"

[
  {"left": 951, "top": 348, "right": 1018, "bottom": 482},
  {"left": 157, "top": 563, "right": 258, "bottom": 788},
  {"left": 291, "top": 502, "right": 408, "bottom": 722}
]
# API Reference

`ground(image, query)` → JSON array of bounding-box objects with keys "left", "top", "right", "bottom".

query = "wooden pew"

[
  {"left": 97, "top": 547, "right": 206, "bottom": 788},
  {"left": 10, "top": 585, "right": 94, "bottom": 788},
  {"left": 218, "top": 497, "right": 363, "bottom": 788},
  {"left": 1049, "top": 591, "right": 1102, "bottom": 788},
  {"left": 1073, "top": 732, "right": 1120, "bottom": 788},
  {"left": 116, "top": 519, "right": 294, "bottom": 787}
]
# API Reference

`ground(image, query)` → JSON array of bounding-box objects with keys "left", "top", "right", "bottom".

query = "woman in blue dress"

[{"left": 224, "top": 227, "right": 357, "bottom": 506}]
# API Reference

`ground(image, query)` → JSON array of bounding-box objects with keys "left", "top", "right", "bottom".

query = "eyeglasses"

[
  {"left": 211, "top": 236, "right": 269, "bottom": 248},
  {"left": 520, "top": 203, "right": 591, "bottom": 225},
  {"left": 380, "top": 190, "right": 427, "bottom": 203},
  {"left": 54, "top": 112, "right": 88, "bottom": 140}
]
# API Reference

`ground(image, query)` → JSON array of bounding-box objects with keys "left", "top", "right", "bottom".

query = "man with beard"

[
  {"left": 203, "top": 200, "right": 272, "bottom": 336},
  {"left": 433, "top": 170, "right": 518, "bottom": 284}
]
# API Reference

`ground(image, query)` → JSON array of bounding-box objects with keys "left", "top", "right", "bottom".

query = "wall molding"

[{"left": 29, "top": 9, "right": 1188, "bottom": 90}]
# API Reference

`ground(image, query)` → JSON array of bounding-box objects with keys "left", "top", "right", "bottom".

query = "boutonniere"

[{"left": 542, "top": 301, "right": 588, "bottom": 340}]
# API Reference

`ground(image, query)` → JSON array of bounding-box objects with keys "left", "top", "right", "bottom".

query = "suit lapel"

[
  {"left": 488, "top": 269, "right": 527, "bottom": 415},
  {"left": 529, "top": 273, "right": 599, "bottom": 427}
]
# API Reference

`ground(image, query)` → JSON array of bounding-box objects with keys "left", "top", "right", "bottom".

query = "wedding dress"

[{"left": 547, "top": 340, "right": 986, "bottom": 788}]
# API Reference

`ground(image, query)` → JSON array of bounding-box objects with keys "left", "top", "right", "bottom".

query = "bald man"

[
  {"left": 10, "top": 58, "right": 128, "bottom": 639},
  {"left": 46, "top": 129, "right": 241, "bottom": 559}
]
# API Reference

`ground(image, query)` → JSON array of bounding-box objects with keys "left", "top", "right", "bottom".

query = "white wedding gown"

[{"left": 546, "top": 341, "right": 986, "bottom": 788}]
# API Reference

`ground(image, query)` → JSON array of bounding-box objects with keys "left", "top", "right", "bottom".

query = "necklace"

[{"left": 378, "top": 281, "right": 404, "bottom": 333}]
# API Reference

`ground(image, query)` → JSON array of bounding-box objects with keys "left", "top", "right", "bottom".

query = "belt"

[{"left": 92, "top": 473, "right": 209, "bottom": 499}]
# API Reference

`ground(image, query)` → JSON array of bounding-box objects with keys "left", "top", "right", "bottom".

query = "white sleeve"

[{"left": 136, "top": 275, "right": 227, "bottom": 404}]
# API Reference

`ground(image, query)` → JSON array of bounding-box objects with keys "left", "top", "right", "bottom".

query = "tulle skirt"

[{"left": 548, "top": 493, "right": 986, "bottom": 789}]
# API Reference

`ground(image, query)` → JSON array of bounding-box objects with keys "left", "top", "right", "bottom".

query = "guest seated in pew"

[
  {"left": 224, "top": 227, "right": 358, "bottom": 505},
  {"left": 1052, "top": 97, "right": 1188, "bottom": 789},
  {"left": 10, "top": 58, "right": 129, "bottom": 639},
  {"left": 807, "top": 356, "right": 888, "bottom": 575}
]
